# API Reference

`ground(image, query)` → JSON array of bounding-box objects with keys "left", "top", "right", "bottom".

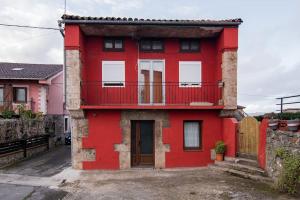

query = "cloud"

[{"left": 0, "top": 0, "right": 299, "bottom": 114}]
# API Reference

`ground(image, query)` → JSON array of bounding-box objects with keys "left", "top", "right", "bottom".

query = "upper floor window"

[
  {"left": 179, "top": 61, "right": 202, "bottom": 87},
  {"left": 102, "top": 61, "right": 125, "bottom": 87},
  {"left": 180, "top": 40, "right": 200, "bottom": 52},
  {"left": 140, "top": 39, "right": 164, "bottom": 52},
  {"left": 103, "top": 38, "right": 124, "bottom": 51},
  {"left": 13, "top": 87, "right": 27, "bottom": 103}
]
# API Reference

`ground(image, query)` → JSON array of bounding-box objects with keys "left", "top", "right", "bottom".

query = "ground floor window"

[
  {"left": 13, "top": 87, "right": 27, "bottom": 103},
  {"left": 0, "top": 87, "right": 3, "bottom": 105},
  {"left": 183, "top": 121, "right": 201, "bottom": 150}
]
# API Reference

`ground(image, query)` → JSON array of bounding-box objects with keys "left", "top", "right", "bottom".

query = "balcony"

[{"left": 80, "top": 82, "right": 223, "bottom": 110}]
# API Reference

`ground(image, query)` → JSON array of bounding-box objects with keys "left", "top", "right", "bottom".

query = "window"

[
  {"left": 102, "top": 61, "right": 125, "bottom": 87},
  {"left": 180, "top": 40, "right": 200, "bottom": 52},
  {"left": 184, "top": 121, "right": 201, "bottom": 150},
  {"left": 64, "top": 116, "right": 69, "bottom": 132},
  {"left": 140, "top": 39, "right": 164, "bottom": 52},
  {"left": 13, "top": 87, "right": 27, "bottom": 103},
  {"left": 179, "top": 61, "right": 201, "bottom": 87},
  {"left": 0, "top": 87, "right": 3, "bottom": 105},
  {"left": 103, "top": 38, "right": 124, "bottom": 51}
]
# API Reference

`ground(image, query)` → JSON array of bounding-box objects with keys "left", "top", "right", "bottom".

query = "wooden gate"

[{"left": 238, "top": 116, "right": 259, "bottom": 157}]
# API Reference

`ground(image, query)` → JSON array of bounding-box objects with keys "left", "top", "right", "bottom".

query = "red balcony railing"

[{"left": 81, "top": 82, "right": 222, "bottom": 107}]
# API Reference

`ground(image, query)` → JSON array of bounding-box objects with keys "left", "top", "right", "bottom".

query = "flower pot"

[
  {"left": 287, "top": 119, "right": 300, "bottom": 132},
  {"left": 268, "top": 119, "right": 279, "bottom": 130},
  {"left": 216, "top": 153, "right": 224, "bottom": 161}
]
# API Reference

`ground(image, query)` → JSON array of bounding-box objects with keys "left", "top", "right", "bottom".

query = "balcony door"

[{"left": 138, "top": 60, "right": 165, "bottom": 105}]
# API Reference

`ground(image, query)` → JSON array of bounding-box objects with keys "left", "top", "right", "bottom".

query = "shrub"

[
  {"left": 274, "top": 148, "right": 300, "bottom": 195},
  {"left": 277, "top": 112, "right": 300, "bottom": 120},
  {"left": 1, "top": 109, "right": 16, "bottom": 119},
  {"left": 215, "top": 141, "right": 226, "bottom": 154}
]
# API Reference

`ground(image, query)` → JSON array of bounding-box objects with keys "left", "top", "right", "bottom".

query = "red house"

[{"left": 62, "top": 15, "right": 242, "bottom": 170}]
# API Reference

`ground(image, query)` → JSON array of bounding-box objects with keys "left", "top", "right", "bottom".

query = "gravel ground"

[{"left": 60, "top": 167, "right": 299, "bottom": 200}]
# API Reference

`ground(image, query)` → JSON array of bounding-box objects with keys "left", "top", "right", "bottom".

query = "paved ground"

[
  {"left": 0, "top": 146, "right": 299, "bottom": 200},
  {"left": 0, "top": 145, "right": 71, "bottom": 200},
  {"left": 0, "top": 183, "right": 67, "bottom": 200},
  {"left": 60, "top": 168, "right": 299, "bottom": 200},
  {"left": 1, "top": 145, "right": 71, "bottom": 177}
]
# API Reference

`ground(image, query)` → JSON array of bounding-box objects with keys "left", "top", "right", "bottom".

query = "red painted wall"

[
  {"left": 81, "top": 36, "right": 220, "bottom": 105},
  {"left": 82, "top": 110, "right": 122, "bottom": 169},
  {"left": 164, "top": 110, "right": 222, "bottom": 167},
  {"left": 222, "top": 118, "right": 238, "bottom": 157},
  {"left": 258, "top": 118, "right": 268, "bottom": 169}
]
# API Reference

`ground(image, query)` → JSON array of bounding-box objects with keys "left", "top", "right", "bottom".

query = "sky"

[{"left": 0, "top": 0, "right": 299, "bottom": 114}]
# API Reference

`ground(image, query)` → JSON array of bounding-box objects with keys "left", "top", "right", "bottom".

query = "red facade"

[{"left": 64, "top": 16, "right": 241, "bottom": 170}]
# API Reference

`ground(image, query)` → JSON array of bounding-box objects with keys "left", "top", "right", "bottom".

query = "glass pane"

[
  {"left": 152, "top": 41, "right": 163, "bottom": 50},
  {"left": 140, "top": 122, "right": 153, "bottom": 154},
  {"left": 16, "top": 88, "right": 26, "bottom": 102},
  {"left": 190, "top": 41, "right": 199, "bottom": 51},
  {"left": 184, "top": 122, "right": 200, "bottom": 148},
  {"left": 0, "top": 88, "right": 3, "bottom": 105},
  {"left": 139, "top": 61, "right": 151, "bottom": 104},
  {"left": 104, "top": 40, "right": 113, "bottom": 49},
  {"left": 115, "top": 40, "right": 123, "bottom": 49},
  {"left": 181, "top": 41, "right": 189, "bottom": 50},
  {"left": 141, "top": 40, "right": 151, "bottom": 50}
]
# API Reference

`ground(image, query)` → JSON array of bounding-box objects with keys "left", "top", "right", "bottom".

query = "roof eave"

[{"left": 60, "top": 19, "right": 242, "bottom": 27}]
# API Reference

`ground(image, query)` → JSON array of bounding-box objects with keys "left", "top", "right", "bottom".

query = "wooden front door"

[
  {"left": 238, "top": 116, "right": 259, "bottom": 157},
  {"left": 131, "top": 121, "right": 154, "bottom": 166}
]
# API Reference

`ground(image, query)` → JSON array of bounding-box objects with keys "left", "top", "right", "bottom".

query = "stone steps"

[{"left": 209, "top": 157, "right": 273, "bottom": 184}]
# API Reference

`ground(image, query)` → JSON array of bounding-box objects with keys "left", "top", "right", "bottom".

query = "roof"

[
  {"left": 61, "top": 14, "right": 242, "bottom": 27},
  {"left": 0, "top": 62, "right": 63, "bottom": 80}
]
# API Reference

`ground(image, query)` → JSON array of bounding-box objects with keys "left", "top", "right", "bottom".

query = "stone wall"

[
  {"left": 0, "top": 118, "right": 45, "bottom": 143},
  {"left": 44, "top": 114, "right": 65, "bottom": 144},
  {"left": 0, "top": 117, "right": 60, "bottom": 167},
  {"left": 116, "top": 110, "right": 170, "bottom": 169},
  {"left": 266, "top": 129, "right": 300, "bottom": 179},
  {"left": 221, "top": 50, "right": 237, "bottom": 110}
]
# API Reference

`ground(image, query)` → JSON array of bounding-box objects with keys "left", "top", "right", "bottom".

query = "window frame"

[
  {"left": 139, "top": 39, "right": 164, "bottom": 52},
  {"left": 13, "top": 87, "right": 27, "bottom": 103},
  {"left": 103, "top": 38, "right": 124, "bottom": 52},
  {"left": 179, "top": 61, "right": 202, "bottom": 87},
  {"left": 180, "top": 39, "right": 200, "bottom": 52},
  {"left": 183, "top": 120, "right": 202, "bottom": 151},
  {"left": 101, "top": 60, "right": 126, "bottom": 88},
  {"left": 0, "top": 87, "right": 3, "bottom": 106}
]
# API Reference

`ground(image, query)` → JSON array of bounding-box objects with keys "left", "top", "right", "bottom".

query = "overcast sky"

[{"left": 0, "top": 0, "right": 299, "bottom": 114}]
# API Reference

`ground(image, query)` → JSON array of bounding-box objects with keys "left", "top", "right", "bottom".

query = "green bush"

[
  {"left": 215, "top": 141, "right": 226, "bottom": 154},
  {"left": 277, "top": 112, "right": 300, "bottom": 120},
  {"left": 275, "top": 148, "right": 300, "bottom": 195},
  {"left": 1, "top": 109, "right": 16, "bottom": 119}
]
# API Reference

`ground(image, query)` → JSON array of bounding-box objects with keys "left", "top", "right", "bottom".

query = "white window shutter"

[
  {"left": 179, "top": 61, "right": 201, "bottom": 87},
  {"left": 102, "top": 61, "right": 125, "bottom": 87}
]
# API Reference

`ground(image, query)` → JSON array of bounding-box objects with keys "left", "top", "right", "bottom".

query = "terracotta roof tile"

[{"left": 61, "top": 14, "right": 242, "bottom": 26}]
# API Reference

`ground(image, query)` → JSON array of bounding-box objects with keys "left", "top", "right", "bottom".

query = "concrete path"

[
  {"left": 0, "top": 147, "right": 299, "bottom": 200},
  {"left": 1, "top": 145, "right": 71, "bottom": 177},
  {"left": 0, "top": 145, "right": 72, "bottom": 200}
]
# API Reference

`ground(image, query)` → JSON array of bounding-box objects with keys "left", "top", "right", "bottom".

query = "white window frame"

[
  {"left": 0, "top": 85, "right": 3, "bottom": 106},
  {"left": 179, "top": 61, "right": 202, "bottom": 87},
  {"left": 101, "top": 61, "right": 125, "bottom": 87},
  {"left": 138, "top": 59, "right": 165, "bottom": 105}
]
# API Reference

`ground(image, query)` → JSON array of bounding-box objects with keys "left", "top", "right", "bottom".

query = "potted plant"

[
  {"left": 215, "top": 141, "right": 226, "bottom": 161},
  {"left": 287, "top": 119, "right": 300, "bottom": 131},
  {"left": 268, "top": 118, "right": 279, "bottom": 130}
]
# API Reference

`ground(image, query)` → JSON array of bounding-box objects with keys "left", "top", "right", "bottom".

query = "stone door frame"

[{"left": 115, "top": 110, "right": 170, "bottom": 169}]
